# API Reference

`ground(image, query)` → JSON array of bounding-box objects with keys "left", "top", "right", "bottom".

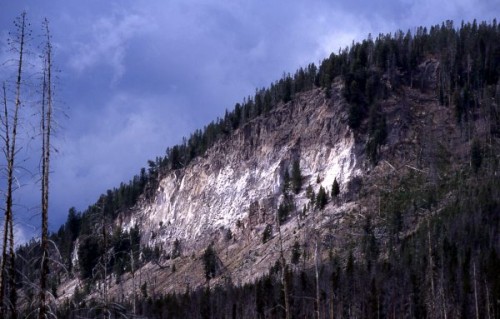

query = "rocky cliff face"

[
  {"left": 126, "top": 84, "right": 360, "bottom": 252},
  {"left": 60, "top": 58, "right": 498, "bottom": 307},
  {"left": 62, "top": 83, "right": 364, "bottom": 300}
]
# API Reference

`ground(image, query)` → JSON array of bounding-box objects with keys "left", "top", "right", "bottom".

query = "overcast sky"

[{"left": 0, "top": 0, "right": 497, "bottom": 242}]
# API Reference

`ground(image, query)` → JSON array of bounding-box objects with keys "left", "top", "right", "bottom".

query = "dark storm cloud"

[{"left": 0, "top": 0, "right": 497, "bottom": 239}]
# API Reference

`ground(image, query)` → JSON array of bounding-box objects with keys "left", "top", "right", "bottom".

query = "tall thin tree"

[
  {"left": 276, "top": 211, "right": 291, "bottom": 319},
  {"left": 0, "top": 82, "right": 9, "bottom": 317},
  {"left": 39, "top": 17, "right": 53, "bottom": 319},
  {"left": 0, "top": 12, "right": 28, "bottom": 318}
]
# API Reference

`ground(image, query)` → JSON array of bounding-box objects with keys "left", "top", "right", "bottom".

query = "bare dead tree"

[
  {"left": 275, "top": 212, "right": 291, "bottom": 319},
  {"left": 473, "top": 262, "right": 479, "bottom": 319},
  {"left": 314, "top": 240, "right": 321, "bottom": 319},
  {"left": 426, "top": 219, "right": 436, "bottom": 317},
  {"left": 129, "top": 231, "right": 137, "bottom": 316},
  {"left": 0, "top": 11, "right": 29, "bottom": 318},
  {"left": 0, "top": 82, "right": 9, "bottom": 317},
  {"left": 39, "top": 17, "right": 53, "bottom": 319}
]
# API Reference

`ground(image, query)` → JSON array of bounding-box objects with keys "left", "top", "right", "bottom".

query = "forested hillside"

[{"left": 10, "top": 19, "right": 500, "bottom": 318}]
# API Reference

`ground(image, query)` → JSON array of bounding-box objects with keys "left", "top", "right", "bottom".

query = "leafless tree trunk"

[
  {"left": 39, "top": 18, "right": 53, "bottom": 319},
  {"left": 0, "top": 12, "right": 28, "bottom": 318},
  {"left": 473, "top": 262, "right": 479, "bottom": 319},
  {"left": 0, "top": 82, "right": 9, "bottom": 318},
  {"left": 314, "top": 241, "right": 321, "bottom": 319},
  {"left": 484, "top": 280, "right": 491, "bottom": 319},
  {"left": 130, "top": 232, "right": 136, "bottom": 315},
  {"left": 101, "top": 203, "right": 110, "bottom": 317},
  {"left": 426, "top": 219, "right": 436, "bottom": 318},
  {"left": 439, "top": 248, "right": 448, "bottom": 319},
  {"left": 39, "top": 19, "right": 52, "bottom": 318},
  {"left": 276, "top": 214, "right": 290, "bottom": 319}
]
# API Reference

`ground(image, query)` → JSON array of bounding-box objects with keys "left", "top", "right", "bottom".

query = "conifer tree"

[
  {"left": 202, "top": 244, "right": 218, "bottom": 281},
  {"left": 316, "top": 186, "right": 328, "bottom": 210},
  {"left": 291, "top": 159, "right": 303, "bottom": 194},
  {"left": 471, "top": 139, "right": 482, "bottom": 173},
  {"left": 332, "top": 178, "right": 340, "bottom": 198}
]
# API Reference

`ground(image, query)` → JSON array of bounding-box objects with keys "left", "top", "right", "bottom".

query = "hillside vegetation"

[{"left": 12, "top": 20, "right": 500, "bottom": 318}]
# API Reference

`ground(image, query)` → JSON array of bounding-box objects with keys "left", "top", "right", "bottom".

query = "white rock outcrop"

[{"left": 127, "top": 87, "right": 361, "bottom": 251}]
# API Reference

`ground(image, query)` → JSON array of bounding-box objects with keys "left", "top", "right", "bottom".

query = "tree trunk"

[
  {"left": 39, "top": 18, "right": 53, "bottom": 319},
  {"left": 276, "top": 215, "right": 290, "bottom": 319},
  {"left": 0, "top": 12, "right": 27, "bottom": 318},
  {"left": 315, "top": 241, "right": 321, "bottom": 319}
]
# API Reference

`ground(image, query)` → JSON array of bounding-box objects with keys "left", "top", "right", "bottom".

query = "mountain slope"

[
  {"left": 131, "top": 86, "right": 359, "bottom": 249},
  {"left": 13, "top": 20, "right": 500, "bottom": 318}
]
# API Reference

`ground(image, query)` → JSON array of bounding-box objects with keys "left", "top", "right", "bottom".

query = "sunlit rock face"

[{"left": 126, "top": 86, "right": 360, "bottom": 252}]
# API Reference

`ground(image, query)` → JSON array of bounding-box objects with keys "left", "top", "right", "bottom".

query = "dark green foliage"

[
  {"left": 291, "top": 159, "right": 303, "bottom": 194},
  {"left": 202, "top": 244, "right": 218, "bottom": 281},
  {"left": 331, "top": 178, "right": 340, "bottom": 198},
  {"left": 362, "top": 216, "right": 379, "bottom": 270},
  {"left": 141, "top": 244, "right": 161, "bottom": 263},
  {"left": 309, "top": 192, "right": 316, "bottom": 208},
  {"left": 316, "top": 186, "right": 328, "bottom": 210},
  {"left": 172, "top": 238, "right": 181, "bottom": 259},
  {"left": 305, "top": 184, "right": 314, "bottom": 199},
  {"left": 471, "top": 139, "right": 482, "bottom": 173},
  {"left": 346, "top": 251, "right": 354, "bottom": 275},
  {"left": 306, "top": 184, "right": 316, "bottom": 207},
  {"left": 138, "top": 283, "right": 147, "bottom": 300},
  {"left": 78, "top": 236, "right": 102, "bottom": 279},
  {"left": 66, "top": 207, "right": 81, "bottom": 242},
  {"left": 277, "top": 202, "right": 289, "bottom": 223},
  {"left": 282, "top": 74, "right": 293, "bottom": 103},
  {"left": 366, "top": 103, "right": 388, "bottom": 163},
  {"left": 52, "top": 207, "right": 82, "bottom": 272},
  {"left": 200, "top": 287, "right": 211, "bottom": 319},
  {"left": 112, "top": 228, "right": 131, "bottom": 276},
  {"left": 346, "top": 79, "right": 367, "bottom": 129},
  {"left": 262, "top": 224, "right": 272, "bottom": 243},
  {"left": 278, "top": 195, "right": 294, "bottom": 223},
  {"left": 348, "top": 102, "right": 365, "bottom": 129},
  {"left": 111, "top": 225, "right": 141, "bottom": 276},
  {"left": 365, "top": 71, "right": 383, "bottom": 104}
]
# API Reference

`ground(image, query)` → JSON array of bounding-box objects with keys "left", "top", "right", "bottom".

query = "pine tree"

[
  {"left": 291, "top": 159, "right": 303, "bottom": 194},
  {"left": 471, "top": 140, "right": 482, "bottom": 173},
  {"left": 306, "top": 184, "right": 314, "bottom": 199},
  {"left": 202, "top": 244, "right": 218, "bottom": 281},
  {"left": 331, "top": 178, "right": 340, "bottom": 198},
  {"left": 172, "top": 238, "right": 181, "bottom": 258},
  {"left": 316, "top": 186, "right": 328, "bottom": 210},
  {"left": 291, "top": 241, "right": 301, "bottom": 265}
]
